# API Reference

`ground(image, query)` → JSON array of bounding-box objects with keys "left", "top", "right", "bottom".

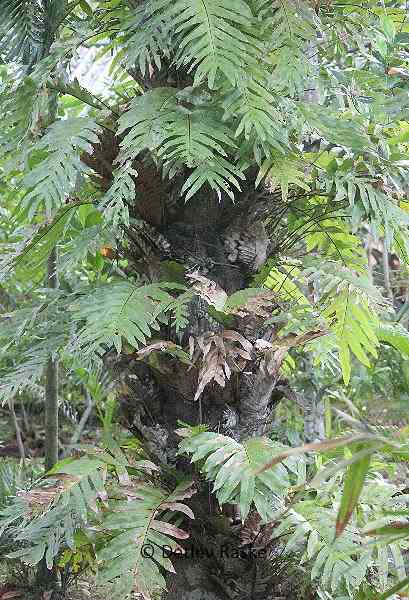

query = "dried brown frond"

[
  {"left": 16, "top": 482, "right": 65, "bottom": 512},
  {"left": 229, "top": 289, "right": 277, "bottom": 318},
  {"left": 190, "top": 330, "right": 253, "bottom": 400},
  {"left": 186, "top": 271, "right": 228, "bottom": 311}
]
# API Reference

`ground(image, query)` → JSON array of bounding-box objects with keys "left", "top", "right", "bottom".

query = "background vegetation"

[{"left": 1, "top": 1, "right": 409, "bottom": 599}]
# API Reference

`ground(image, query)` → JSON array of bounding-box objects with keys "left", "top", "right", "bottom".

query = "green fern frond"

[
  {"left": 0, "top": 352, "right": 47, "bottom": 404},
  {"left": 0, "top": 448, "right": 161, "bottom": 572},
  {"left": 222, "top": 79, "right": 289, "bottom": 154},
  {"left": 0, "top": 74, "right": 45, "bottom": 159},
  {"left": 1, "top": 200, "right": 88, "bottom": 282},
  {"left": 58, "top": 223, "right": 112, "bottom": 273},
  {"left": 305, "top": 218, "right": 366, "bottom": 271},
  {"left": 264, "top": 265, "right": 309, "bottom": 305},
  {"left": 376, "top": 323, "right": 409, "bottom": 358},
  {"left": 0, "top": 0, "right": 46, "bottom": 66},
  {"left": 99, "top": 161, "right": 137, "bottom": 227},
  {"left": 97, "top": 479, "right": 195, "bottom": 599},
  {"left": 69, "top": 280, "right": 190, "bottom": 356},
  {"left": 178, "top": 428, "right": 305, "bottom": 521},
  {"left": 117, "top": 3, "right": 173, "bottom": 76},
  {"left": 22, "top": 117, "right": 100, "bottom": 217},
  {"left": 0, "top": 288, "right": 71, "bottom": 401},
  {"left": 274, "top": 475, "right": 409, "bottom": 596},
  {"left": 269, "top": 0, "right": 320, "bottom": 96},
  {"left": 255, "top": 153, "right": 310, "bottom": 200},
  {"left": 171, "top": 0, "right": 262, "bottom": 88},
  {"left": 301, "top": 104, "right": 373, "bottom": 153},
  {"left": 302, "top": 259, "right": 388, "bottom": 383},
  {"left": 322, "top": 287, "right": 380, "bottom": 385},
  {"left": 116, "top": 87, "right": 244, "bottom": 200},
  {"left": 1, "top": 456, "right": 108, "bottom": 568}
]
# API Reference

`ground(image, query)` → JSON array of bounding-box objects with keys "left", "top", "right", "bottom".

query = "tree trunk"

[
  {"left": 81, "top": 72, "right": 319, "bottom": 596},
  {"left": 44, "top": 247, "right": 59, "bottom": 471},
  {"left": 96, "top": 184, "right": 312, "bottom": 599}
]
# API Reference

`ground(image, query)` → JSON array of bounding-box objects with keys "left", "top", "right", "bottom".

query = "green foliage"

[
  {"left": 2, "top": 0, "right": 409, "bottom": 597},
  {"left": 322, "top": 287, "right": 380, "bottom": 385},
  {"left": 0, "top": 446, "right": 194, "bottom": 599},
  {"left": 273, "top": 474, "right": 409, "bottom": 598},
  {"left": 269, "top": 1, "right": 320, "bottom": 96},
  {"left": 0, "top": 0, "right": 47, "bottom": 65},
  {"left": 377, "top": 323, "right": 409, "bottom": 358},
  {"left": 115, "top": 87, "right": 244, "bottom": 200},
  {"left": 0, "top": 200, "right": 90, "bottom": 282},
  {"left": 178, "top": 427, "right": 305, "bottom": 521},
  {"left": 69, "top": 280, "right": 190, "bottom": 355},
  {"left": 97, "top": 479, "right": 195, "bottom": 598},
  {"left": 22, "top": 117, "right": 100, "bottom": 217},
  {"left": 0, "top": 456, "right": 108, "bottom": 569}
]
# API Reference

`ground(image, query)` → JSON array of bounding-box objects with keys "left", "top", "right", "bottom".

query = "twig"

[
  {"left": 8, "top": 397, "right": 26, "bottom": 466},
  {"left": 383, "top": 238, "right": 394, "bottom": 303},
  {"left": 69, "top": 390, "right": 94, "bottom": 448}
]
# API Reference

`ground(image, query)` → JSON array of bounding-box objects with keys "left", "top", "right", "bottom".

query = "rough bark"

[
  {"left": 84, "top": 85, "right": 312, "bottom": 600},
  {"left": 96, "top": 188, "right": 305, "bottom": 599}
]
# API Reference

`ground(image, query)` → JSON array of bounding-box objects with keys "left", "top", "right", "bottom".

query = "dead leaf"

[
  {"left": 136, "top": 341, "right": 176, "bottom": 358},
  {"left": 150, "top": 520, "right": 189, "bottom": 539},
  {"left": 228, "top": 290, "right": 277, "bottom": 318},
  {"left": 186, "top": 271, "right": 228, "bottom": 311},
  {"left": 191, "top": 330, "right": 253, "bottom": 400},
  {"left": 0, "top": 590, "right": 22, "bottom": 599},
  {"left": 159, "top": 502, "right": 195, "bottom": 519},
  {"left": 17, "top": 484, "right": 65, "bottom": 509}
]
